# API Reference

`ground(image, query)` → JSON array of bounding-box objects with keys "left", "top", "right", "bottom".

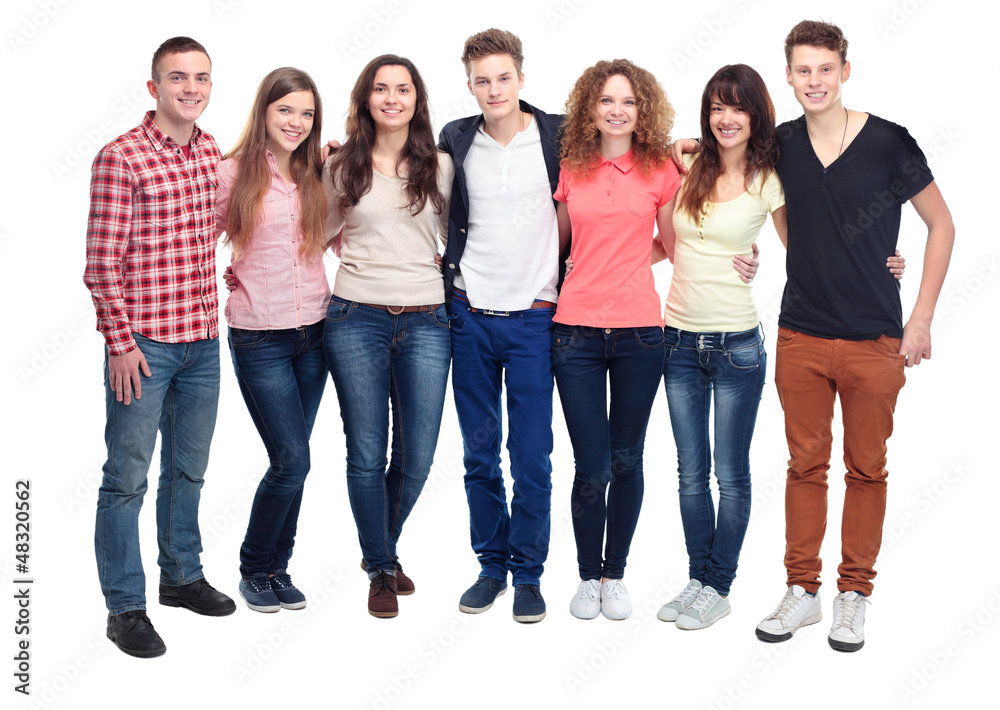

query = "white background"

[{"left": 2, "top": 0, "right": 996, "bottom": 708}]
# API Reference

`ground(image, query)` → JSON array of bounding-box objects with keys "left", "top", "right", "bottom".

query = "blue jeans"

[
  {"left": 95, "top": 335, "right": 220, "bottom": 614},
  {"left": 552, "top": 325, "right": 665, "bottom": 580},
  {"left": 663, "top": 325, "right": 765, "bottom": 596},
  {"left": 229, "top": 321, "right": 327, "bottom": 577},
  {"left": 449, "top": 292, "right": 554, "bottom": 586},
  {"left": 324, "top": 296, "right": 451, "bottom": 573}
]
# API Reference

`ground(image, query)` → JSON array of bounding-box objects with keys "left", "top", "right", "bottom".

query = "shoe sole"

[
  {"left": 676, "top": 606, "right": 731, "bottom": 630},
  {"left": 512, "top": 611, "right": 546, "bottom": 623},
  {"left": 107, "top": 631, "right": 166, "bottom": 659},
  {"left": 828, "top": 636, "right": 865, "bottom": 652},
  {"left": 159, "top": 596, "right": 237, "bottom": 617},
  {"left": 459, "top": 586, "right": 507, "bottom": 614},
  {"left": 279, "top": 600, "right": 307, "bottom": 610},
  {"left": 755, "top": 612, "right": 822, "bottom": 642},
  {"left": 242, "top": 600, "right": 281, "bottom": 613},
  {"left": 601, "top": 609, "right": 631, "bottom": 621},
  {"left": 369, "top": 609, "right": 399, "bottom": 618}
]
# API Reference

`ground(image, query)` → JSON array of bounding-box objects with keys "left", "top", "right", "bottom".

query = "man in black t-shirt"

[{"left": 754, "top": 20, "right": 955, "bottom": 652}]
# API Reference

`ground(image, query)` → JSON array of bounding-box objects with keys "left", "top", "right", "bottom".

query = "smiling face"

[
  {"left": 147, "top": 50, "right": 212, "bottom": 136},
  {"left": 368, "top": 64, "right": 416, "bottom": 132},
  {"left": 786, "top": 44, "right": 850, "bottom": 116},
  {"left": 594, "top": 74, "right": 638, "bottom": 140},
  {"left": 468, "top": 53, "right": 524, "bottom": 124},
  {"left": 264, "top": 90, "right": 315, "bottom": 158},
  {"left": 709, "top": 94, "right": 751, "bottom": 153}
]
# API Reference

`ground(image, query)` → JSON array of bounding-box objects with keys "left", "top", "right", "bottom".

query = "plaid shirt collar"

[{"left": 139, "top": 110, "right": 205, "bottom": 151}]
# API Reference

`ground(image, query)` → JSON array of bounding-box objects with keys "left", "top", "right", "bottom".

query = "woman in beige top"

[{"left": 321, "top": 54, "right": 453, "bottom": 620}]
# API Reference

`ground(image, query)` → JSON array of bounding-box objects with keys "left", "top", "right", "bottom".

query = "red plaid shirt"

[{"left": 84, "top": 111, "right": 220, "bottom": 355}]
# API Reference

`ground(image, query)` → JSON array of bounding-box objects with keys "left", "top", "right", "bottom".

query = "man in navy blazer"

[{"left": 438, "top": 28, "right": 568, "bottom": 624}]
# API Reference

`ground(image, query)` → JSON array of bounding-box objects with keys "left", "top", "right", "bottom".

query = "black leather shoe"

[
  {"left": 159, "top": 579, "right": 236, "bottom": 616},
  {"left": 107, "top": 611, "right": 166, "bottom": 658}
]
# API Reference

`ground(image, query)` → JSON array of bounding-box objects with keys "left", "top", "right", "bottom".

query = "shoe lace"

[
  {"left": 672, "top": 581, "right": 701, "bottom": 606},
  {"left": 834, "top": 594, "right": 869, "bottom": 630},
  {"left": 766, "top": 590, "right": 803, "bottom": 622},
  {"left": 248, "top": 575, "right": 272, "bottom": 593},
  {"left": 604, "top": 580, "right": 626, "bottom": 601},
  {"left": 271, "top": 570, "right": 293, "bottom": 589},
  {"left": 576, "top": 580, "right": 600, "bottom": 602},
  {"left": 689, "top": 588, "right": 719, "bottom": 614},
  {"left": 372, "top": 571, "right": 394, "bottom": 592},
  {"left": 518, "top": 584, "right": 541, "bottom": 600}
]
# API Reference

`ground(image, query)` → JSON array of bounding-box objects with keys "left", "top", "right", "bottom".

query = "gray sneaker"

[
  {"left": 658, "top": 579, "right": 702, "bottom": 622},
  {"left": 676, "top": 585, "right": 730, "bottom": 630}
]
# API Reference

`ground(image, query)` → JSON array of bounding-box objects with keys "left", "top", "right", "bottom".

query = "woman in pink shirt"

[
  {"left": 216, "top": 68, "right": 330, "bottom": 614},
  {"left": 553, "top": 59, "right": 680, "bottom": 622}
]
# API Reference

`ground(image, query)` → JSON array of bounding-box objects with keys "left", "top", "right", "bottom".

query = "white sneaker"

[
  {"left": 828, "top": 591, "right": 869, "bottom": 652},
  {"left": 755, "top": 585, "right": 822, "bottom": 642},
  {"left": 676, "top": 586, "right": 731, "bottom": 630},
  {"left": 600, "top": 579, "right": 632, "bottom": 620},
  {"left": 569, "top": 579, "right": 602, "bottom": 620},
  {"left": 657, "top": 579, "right": 703, "bottom": 622}
]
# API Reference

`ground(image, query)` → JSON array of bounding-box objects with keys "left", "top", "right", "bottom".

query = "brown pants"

[{"left": 774, "top": 327, "right": 906, "bottom": 596}]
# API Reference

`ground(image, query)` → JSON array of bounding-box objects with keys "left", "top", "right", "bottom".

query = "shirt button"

[
  {"left": 448, "top": 263, "right": 456, "bottom": 270},
  {"left": 460, "top": 229, "right": 466, "bottom": 234}
]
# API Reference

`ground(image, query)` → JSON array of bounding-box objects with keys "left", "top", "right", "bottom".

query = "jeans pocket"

[
  {"left": 871, "top": 335, "right": 904, "bottom": 359},
  {"left": 326, "top": 296, "right": 354, "bottom": 324},
  {"left": 663, "top": 343, "right": 676, "bottom": 364},
  {"left": 229, "top": 328, "right": 270, "bottom": 347},
  {"left": 430, "top": 304, "right": 452, "bottom": 329},
  {"left": 522, "top": 310, "right": 555, "bottom": 334},
  {"left": 633, "top": 326, "right": 665, "bottom": 349},
  {"left": 727, "top": 343, "right": 762, "bottom": 370},
  {"left": 776, "top": 327, "right": 798, "bottom": 346},
  {"left": 552, "top": 326, "right": 576, "bottom": 352}
]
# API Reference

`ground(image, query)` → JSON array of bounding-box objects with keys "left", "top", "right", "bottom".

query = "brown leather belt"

[
  {"left": 357, "top": 302, "right": 442, "bottom": 315},
  {"left": 466, "top": 300, "right": 556, "bottom": 316}
]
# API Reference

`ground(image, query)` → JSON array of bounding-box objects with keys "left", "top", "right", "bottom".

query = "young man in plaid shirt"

[{"left": 84, "top": 36, "right": 235, "bottom": 659}]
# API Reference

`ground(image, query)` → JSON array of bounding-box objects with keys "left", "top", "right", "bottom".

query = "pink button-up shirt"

[{"left": 216, "top": 154, "right": 331, "bottom": 330}]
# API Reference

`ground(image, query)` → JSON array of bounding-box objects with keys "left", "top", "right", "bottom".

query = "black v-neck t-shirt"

[{"left": 775, "top": 114, "right": 933, "bottom": 340}]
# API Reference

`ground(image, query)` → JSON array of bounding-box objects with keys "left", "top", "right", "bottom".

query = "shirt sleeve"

[
  {"left": 322, "top": 157, "right": 346, "bottom": 255},
  {"left": 83, "top": 145, "right": 136, "bottom": 356},
  {"left": 658, "top": 161, "right": 683, "bottom": 207},
  {"left": 215, "top": 158, "right": 234, "bottom": 241},
  {"left": 436, "top": 152, "right": 455, "bottom": 247},
  {"left": 764, "top": 170, "right": 785, "bottom": 213},
  {"left": 553, "top": 168, "right": 570, "bottom": 203},
  {"left": 890, "top": 125, "right": 934, "bottom": 204}
]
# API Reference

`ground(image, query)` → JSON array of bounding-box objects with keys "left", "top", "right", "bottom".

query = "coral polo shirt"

[{"left": 554, "top": 150, "right": 681, "bottom": 327}]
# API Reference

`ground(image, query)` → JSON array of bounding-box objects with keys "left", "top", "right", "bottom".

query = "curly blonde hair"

[{"left": 559, "top": 59, "right": 674, "bottom": 179}]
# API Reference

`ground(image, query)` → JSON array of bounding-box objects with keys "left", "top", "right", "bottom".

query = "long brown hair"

[
  {"left": 677, "top": 64, "right": 777, "bottom": 220},
  {"left": 559, "top": 59, "right": 674, "bottom": 179},
  {"left": 224, "top": 67, "right": 326, "bottom": 260},
  {"left": 331, "top": 54, "right": 444, "bottom": 217}
]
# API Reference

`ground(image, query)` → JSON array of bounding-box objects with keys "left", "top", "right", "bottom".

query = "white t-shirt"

[{"left": 456, "top": 117, "right": 559, "bottom": 310}]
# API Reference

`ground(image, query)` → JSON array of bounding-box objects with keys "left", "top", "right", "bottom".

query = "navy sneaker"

[
  {"left": 270, "top": 569, "right": 306, "bottom": 610},
  {"left": 512, "top": 584, "right": 546, "bottom": 623},
  {"left": 458, "top": 576, "right": 507, "bottom": 614},
  {"left": 239, "top": 573, "right": 281, "bottom": 613}
]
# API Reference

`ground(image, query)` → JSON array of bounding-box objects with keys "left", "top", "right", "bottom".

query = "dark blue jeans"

[
  {"left": 663, "top": 325, "right": 765, "bottom": 596},
  {"left": 449, "top": 293, "right": 554, "bottom": 586},
  {"left": 95, "top": 335, "right": 219, "bottom": 614},
  {"left": 324, "top": 296, "right": 451, "bottom": 573},
  {"left": 229, "top": 321, "right": 327, "bottom": 577},
  {"left": 552, "top": 325, "right": 665, "bottom": 580}
]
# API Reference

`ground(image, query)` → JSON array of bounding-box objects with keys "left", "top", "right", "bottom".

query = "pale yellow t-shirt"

[{"left": 663, "top": 154, "right": 784, "bottom": 333}]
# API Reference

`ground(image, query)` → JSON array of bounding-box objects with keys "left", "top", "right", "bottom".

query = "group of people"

[{"left": 84, "top": 22, "right": 954, "bottom": 660}]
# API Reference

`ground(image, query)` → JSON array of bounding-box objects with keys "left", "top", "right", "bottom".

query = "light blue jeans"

[
  {"left": 324, "top": 296, "right": 451, "bottom": 574},
  {"left": 95, "top": 334, "right": 219, "bottom": 614},
  {"left": 663, "top": 325, "right": 765, "bottom": 596}
]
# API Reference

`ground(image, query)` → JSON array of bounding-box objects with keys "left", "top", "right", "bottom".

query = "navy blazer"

[{"left": 437, "top": 100, "right": 565, "bottom": 303}]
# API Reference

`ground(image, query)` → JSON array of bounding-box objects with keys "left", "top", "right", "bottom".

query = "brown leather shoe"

[
  {"left": 368, "top": 570, "right": 398, "bottom": 618},
  {"left": 360, "top": 558, "right": 414, "bottom": 595}
]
